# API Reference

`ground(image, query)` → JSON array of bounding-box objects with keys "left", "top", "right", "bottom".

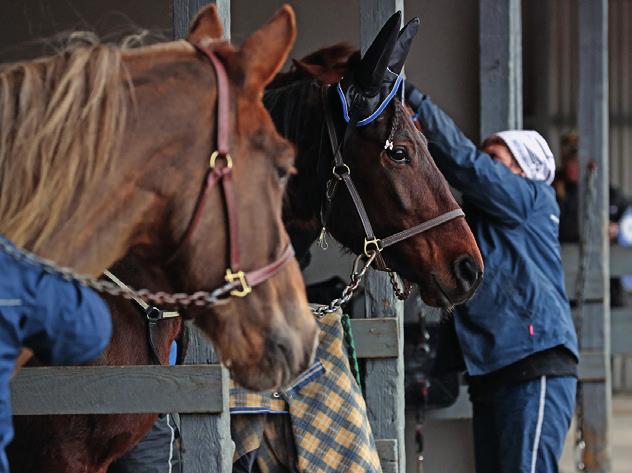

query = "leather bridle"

[
  {"left": 168, "top": 43, "right": 295, "bottom": 299},
  {"left": 320, "top": 85, "right": 465, "bottom": 273}
]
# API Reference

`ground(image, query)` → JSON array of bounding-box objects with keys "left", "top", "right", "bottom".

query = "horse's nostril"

[{"left": 452, "top": 254, "right": 482, "bottom": 291}]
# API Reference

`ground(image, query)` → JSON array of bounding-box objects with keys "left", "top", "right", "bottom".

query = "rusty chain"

[
  {"left": 389, "top": 270, "right": 414, "bottom": 300},
  {"left": 311, "top": 251, "right": 377, "bottom": 318},
  {"left": 0, "top": 238, "right": 238, "bottom": 308}
]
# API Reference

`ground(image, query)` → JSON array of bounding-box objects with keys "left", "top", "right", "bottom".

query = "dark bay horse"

[
  {"left": 10, "top": 12, "right": 483, "bottom": 473},
  {"left": 7, "top": 5, "right": 319, "bottom": 473}
]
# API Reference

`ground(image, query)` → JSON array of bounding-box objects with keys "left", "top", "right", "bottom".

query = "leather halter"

[
  {"left": 320, "top": 85, "right": 465, "bottom": 270},
  {"left": 168, "top": 43, "right": 295, "bottom": 298}
]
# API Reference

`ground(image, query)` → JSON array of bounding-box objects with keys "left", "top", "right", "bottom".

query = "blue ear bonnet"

[{"left": 336, "top": 72, "right": 404, "bottom": 127}]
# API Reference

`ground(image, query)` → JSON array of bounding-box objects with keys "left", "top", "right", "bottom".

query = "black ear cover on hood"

[{"left": 341, "top": 13, "right": 420, "bottom": 126}]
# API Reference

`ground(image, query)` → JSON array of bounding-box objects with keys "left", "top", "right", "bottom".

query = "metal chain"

[
  {"left": 388, "top": 270, "right": 414, "bottom": 300},
  {"left": 311, "top": 251, "right": 376, "bottom": 318},
  {"left": 573, "top": 161, "right": 597, "bottom": 472},
  {"left": 0, "top": 238, "right": 238, "bottom": 308}
]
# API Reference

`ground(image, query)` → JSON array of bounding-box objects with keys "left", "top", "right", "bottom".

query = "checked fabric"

[{"left": 230, "top": 310, "right": 382, "bottom": 473}]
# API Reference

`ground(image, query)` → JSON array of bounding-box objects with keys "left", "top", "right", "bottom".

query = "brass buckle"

[
  {"left": 210, "top": 151, "right": 233, "bottom": 169},
  {"left": 225, "top": 269, "right": 252, "bottom": 297},
  {"left": 363, "top": 237, "right": 383, "bottom": 257}
]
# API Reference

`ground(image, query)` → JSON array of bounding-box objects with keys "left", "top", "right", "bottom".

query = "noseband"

[
  {"left": 320, "top": 85, "right": 464, "bottom": 273},
  {"left": 168, "top": 43, "right": 294, "bottom": 298}
]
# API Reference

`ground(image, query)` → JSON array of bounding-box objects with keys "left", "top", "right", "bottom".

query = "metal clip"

[
  {"left": 225, "top": 269, "right": 252, "bottom": 297},
  {"left": 210, "top": 151, "right": 233, "bottom": 169},
  {"left": 363, "top": 237, "right": 383, "bottom": 257},
  {"left": 332, "top": 164, "right": 351, "bottom": 181},
  {"left": 318, "top": 227, "right": 329, "bottom": 250}
]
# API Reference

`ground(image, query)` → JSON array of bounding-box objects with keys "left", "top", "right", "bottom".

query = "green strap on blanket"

[{"left": 340, "top": 313, "right": 361, "bottom": 387}]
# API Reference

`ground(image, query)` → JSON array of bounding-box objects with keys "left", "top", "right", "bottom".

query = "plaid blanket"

[{"left": 230, "top": 310, "right": 382, "bottom": 473}]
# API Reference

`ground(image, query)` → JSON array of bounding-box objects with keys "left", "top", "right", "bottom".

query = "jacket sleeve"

[
  {"left": 415, "top": 94, "right": 538, "bottom": 225},
  {"left": 23, "top": 267, "right": 112, "bottom": 365}
]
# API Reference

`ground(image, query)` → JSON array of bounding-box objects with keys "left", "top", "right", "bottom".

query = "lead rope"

[{"left": 573, "top": 161, "right": 597, "bottom": 472}]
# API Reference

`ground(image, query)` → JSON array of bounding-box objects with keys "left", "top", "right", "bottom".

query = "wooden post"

[
  {"left": 577, "top": 0, "right": 611, "bottom": 471},
  {"left": 180, "top": 323, "right": 233, "bottom": 473},
  {"left": 359, "top": 4, "right": 405, "bottom": 471},
  {"left": 172, "top": 2, "right": 232, "bottom": 472},
  {"left": 479, "top": 0, "right": 523, "bottom": 138},
  {"left": 172, "top": 0, "right": 230, "bottom": 40}
]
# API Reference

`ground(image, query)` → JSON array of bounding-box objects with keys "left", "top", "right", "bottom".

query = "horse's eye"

[
  {"left": 275, "top": 165, "right": 295, "bottom": 185},
  {"left": 387, "top": 146, "right": 409, "bottom": 163}
]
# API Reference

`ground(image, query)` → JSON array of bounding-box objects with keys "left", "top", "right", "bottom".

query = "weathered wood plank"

[
  {"left": 562, "top": 244, "right": 632, "bottom": 281},
  {"left": 359, "top": 0, "right": 404, "bottom": 56},
  {"left": 479, "top": 0, "right": 522, "bottom": 138},
  {"left": 375, "top": 438, "right": 398, "bottom": 463},
  {"left": 611, "top": 308, "right": 632, "bottom": 355},
  {"left": 579, "top": 350, "right": 608, "bottom": 382},
  {"left": 179, "top": 323, "right": 233, "bottom": 473},
  {"left": 351, "top": 318, "right": 399, "bottom": 359},
  {"left": 362, "top": 270, "right": 405, "bottom": 472},
  {"left": 577, "top": 0, "right": 611, "bottom": 470},
  {"left": 11, "top": 365, "right": 223, "bottom": 415},
  {"left": 360, "top": 3, "right": 406, "bottom": 470},
  {"left": 172, "top": 0, "right": 230, "bottom": 40}
]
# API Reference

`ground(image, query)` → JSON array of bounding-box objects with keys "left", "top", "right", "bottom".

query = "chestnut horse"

[
  {"left": 10, "top": 12, "right": 483, "bottom": 473},
  {"left": 7, "top": 5, "right": 320, "bottom": 473}
]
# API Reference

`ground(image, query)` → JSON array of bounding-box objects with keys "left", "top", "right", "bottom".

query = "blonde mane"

[{"left": 0, "top": 33, "right": 132, "bottom": 251}]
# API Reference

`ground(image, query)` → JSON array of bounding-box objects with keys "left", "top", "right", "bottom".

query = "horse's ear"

[
  {"left": 389, "top": 17, "right": 420, "bottom": 75},
  {"left": 238, "top": 5, "right": 297, "bottom": 91},
  {"left": 186, "top": 4, "right": 224, "bottom": 45},
  {"left": 355, "top": 11, "right": 401, "bottom": 95}
]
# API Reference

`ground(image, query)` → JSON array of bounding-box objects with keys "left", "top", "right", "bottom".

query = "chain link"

[
  {"left": 311, "top": 251, "right": 377, "bottom": 318},
  {"left": 0, "top": 238, "right": 238, "bottom": 308},
  {"left": 389, "top": 270, "right": 414, "bottom": 300}
]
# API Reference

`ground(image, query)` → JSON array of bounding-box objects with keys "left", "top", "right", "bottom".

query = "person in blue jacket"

[
  {"left": 405, "top": 84, "right": 579, "bottom": 473},
  {"left": 0, "top": 235, "right": 112, "bottom": 473}
]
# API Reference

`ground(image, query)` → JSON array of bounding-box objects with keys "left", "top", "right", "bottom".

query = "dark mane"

[
  {"left": 263, "top": 79, "right": 323, "bottom": 147},
  {"left": 267, "top": 42, "right": 360, "bottom": 89}
]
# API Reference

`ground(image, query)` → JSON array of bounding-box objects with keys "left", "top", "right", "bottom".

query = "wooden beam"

[
  {"left": 577, "top": 0, "right": 611, "bottom": 471},
  {"left": 351, "top": 318, "right": 399, "bottom": 359},
  {"left": 179, "top": 323, "right": 233, "bottom": 473},
  {"left": 172, "top": 0, "right": 230, "bottom": 40},
  {"left": 375, "top": 438, "right": 398, "bottom": 473},
  {"left": 359, "top": 4, "right": 405, "bottom": 469},
  {"left": 11, "top": 365, "right": 223, "bottom": 415},
  {"left": 562, "top": 243, "right": 632, "bottom": 279},
  {"left": 611, "top": 309, "right": 632, "bottom": 355},
  {"left": 479, "top": 0, "right": 523, "bottom": 138}
]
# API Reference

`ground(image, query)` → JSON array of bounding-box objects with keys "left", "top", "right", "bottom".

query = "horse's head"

[
  {"left": 117, "top": 6, "right": 318, "bottom": 390},
  {"left": 323, "top": 14, "right": 483, "bottom": 307}
]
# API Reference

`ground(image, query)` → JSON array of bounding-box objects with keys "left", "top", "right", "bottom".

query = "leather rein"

[{"left": 319, "top": 85, "right": 465, "bottom": 276}]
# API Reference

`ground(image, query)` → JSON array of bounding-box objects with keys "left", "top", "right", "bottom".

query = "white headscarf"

[{"left": 488, "top": 130, "right": 556, "bottom": 185}]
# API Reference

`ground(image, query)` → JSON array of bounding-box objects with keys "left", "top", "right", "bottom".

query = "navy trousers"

[
  {"left": 471, "top": 376, "right": 576, "bottom": 473},
  {"left": 109, "top": 414, "right": 181, "bottom": 473}
]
